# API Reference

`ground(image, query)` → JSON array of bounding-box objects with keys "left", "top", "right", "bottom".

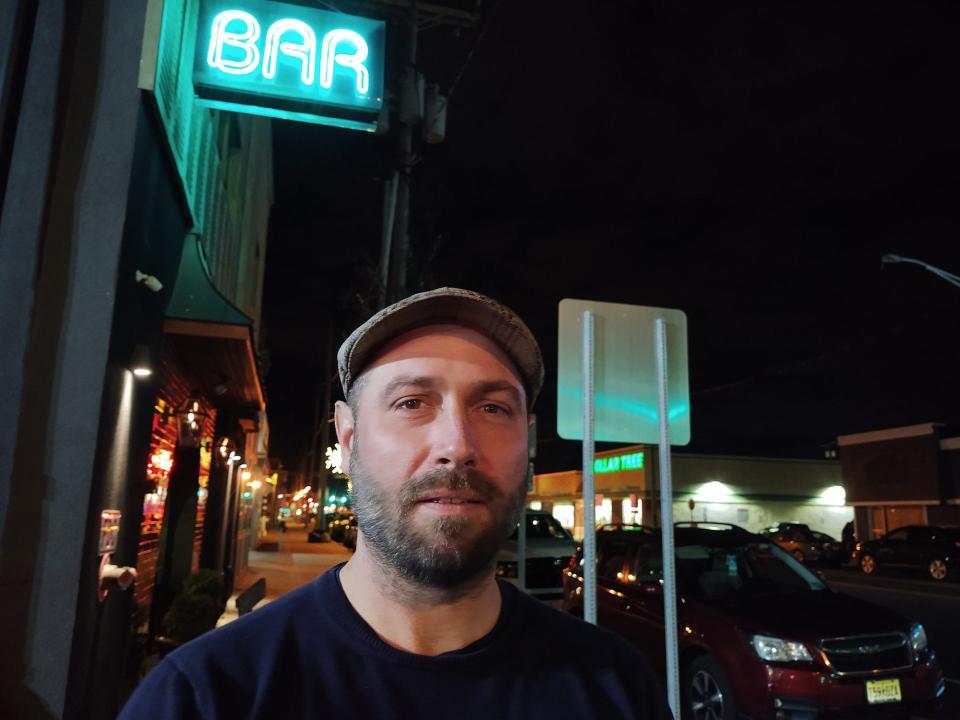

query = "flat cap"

[{"left": 337, "top": 287, "right": 544, "bottom": 406}]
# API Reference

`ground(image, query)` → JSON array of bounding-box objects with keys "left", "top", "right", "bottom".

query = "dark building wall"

[
  {"left": 942, "top": 449, "right": 960, "bottom": 501},
  {"left": 63, "top": 100, "right": 192, "bottom": 720},
  {"left": 927, "top": 505, "right": 960, "bottom": 526},
  {"left": 0, "top": 0, "right": 151, "bottom": 717},
  {"left": 840, "top": 432, "right": 944, "bottom": 504}
]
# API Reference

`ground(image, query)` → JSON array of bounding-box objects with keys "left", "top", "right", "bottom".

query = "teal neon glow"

[
  {"left": 206, "top": 12, "right": 367, "bottom": 91},
  {"left": 262, "top": 19, "right": 317, "bottom": 85},
  {"left": 207, "top": 10, "right": 261, "bottom": 75},
  {"left": 319, "top": 29, "right": 369, "bottom": 93},
  {"left": 194, "top": 0, "right": 385, "bottom": 128},
  {"left": 593, "top": 451, "right": 645, "bottom": 474}
]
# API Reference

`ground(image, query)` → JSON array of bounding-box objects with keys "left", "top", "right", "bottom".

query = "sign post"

[
  {"left": 581, "top": 311, "right": 597, "bottom": 624},
  {"left": 557, "top": 299, "right": 690, "bottom": 719},
  {"left": 655, "top": 318, "right": 681, "bottom": 717}
]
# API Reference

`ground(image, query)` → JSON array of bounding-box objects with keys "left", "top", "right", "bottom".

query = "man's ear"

[{"left": 334, "top": 400, "right": 355, "bottom": 473}]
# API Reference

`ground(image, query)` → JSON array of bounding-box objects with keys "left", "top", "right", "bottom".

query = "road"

[{"left": 821, "top": 565, "right": 960, "bottom": 718}]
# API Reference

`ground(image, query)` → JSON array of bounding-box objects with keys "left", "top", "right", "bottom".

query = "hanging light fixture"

[{"left": 174, "top": 392, "right": 208, "bottom": 448}]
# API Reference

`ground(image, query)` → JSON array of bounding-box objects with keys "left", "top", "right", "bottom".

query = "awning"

[{"left": 163, "top": 234, "right": 266, "bottom": 412}]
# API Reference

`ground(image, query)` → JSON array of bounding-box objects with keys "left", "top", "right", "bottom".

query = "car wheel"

[
  {"left": 685, "top": 655, "right": 737, "bottom": 720},
  {"left": 792, "top": 549, "right": 805, "bottom": 563},
  {"left": 928, "top": 558, "right": 948, "bottom": 582},
  {"left": 860, "top": 553, "right": 877, "bottom": 575}
]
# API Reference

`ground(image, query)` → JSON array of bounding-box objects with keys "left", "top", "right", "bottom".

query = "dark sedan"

[
  {"left": 563, "top": 523, "right": 944, "bottom": 720},
  {"left": 857, "top": 525, "right": 960, "bottom": 582}
]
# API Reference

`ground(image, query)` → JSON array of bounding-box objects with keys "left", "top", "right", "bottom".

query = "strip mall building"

[{"left": 531, "top": 446, "right": 852, "bottom": 540}]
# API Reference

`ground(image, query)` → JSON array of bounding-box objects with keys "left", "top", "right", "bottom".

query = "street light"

[{"left": 881, "top": 254, "right": 960, "bottom": 290}]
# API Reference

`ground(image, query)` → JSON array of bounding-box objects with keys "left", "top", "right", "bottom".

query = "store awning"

[{"left": 163, "top": 234, "right": 265, "bottom": 412}]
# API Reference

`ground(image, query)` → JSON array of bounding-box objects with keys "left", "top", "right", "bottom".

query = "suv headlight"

[
  {"left": 910, "top": 624, "right": 928, "bottom": 653},
  {"left": 752, "top": 635, "right": 813, "bottom": 663}
]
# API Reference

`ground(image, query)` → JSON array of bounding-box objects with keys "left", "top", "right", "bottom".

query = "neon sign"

[
  {"left": 193, "top": 0, "right": 385, "bottom": 131},
  {"left": 594, "top": 451, "right": 645, "bottom": 474}
]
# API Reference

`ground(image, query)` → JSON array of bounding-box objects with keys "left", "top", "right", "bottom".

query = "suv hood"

[{"left": 703, "top": 589, "right": 910, "bottom": 642}]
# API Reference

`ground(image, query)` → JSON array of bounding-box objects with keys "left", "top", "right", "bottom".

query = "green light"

[
  {"left": 594, "top": 451, "right": 644, "bottom": 474},
  {"left": 194, "top": 0, "right": 385, "bottom": 129}
]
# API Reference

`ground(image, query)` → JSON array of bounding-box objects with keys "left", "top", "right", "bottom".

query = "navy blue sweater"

[{"left": 119, "top": 565, "right": 672, "bottom": 719}]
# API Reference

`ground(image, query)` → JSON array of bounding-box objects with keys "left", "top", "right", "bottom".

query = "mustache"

[{"left": 399, "top": 467, "right": 501, "bottom": 506}]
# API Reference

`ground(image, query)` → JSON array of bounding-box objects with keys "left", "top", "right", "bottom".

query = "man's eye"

[
  {"left": 398, "top": 399, "right": 422, "bottom": 410},
  {"left": 482, "top": 404, "right": 507, "bottom": 415}
]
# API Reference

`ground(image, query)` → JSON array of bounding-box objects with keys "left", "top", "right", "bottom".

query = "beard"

[{"left": 349, "top": 442, "right": 527, "bottom": 590}]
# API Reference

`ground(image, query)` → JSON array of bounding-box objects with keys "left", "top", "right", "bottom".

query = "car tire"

[
  {"left": 859, "top": 553, "right": 877, "bottom": 575},
  {"left": 684, "top": 654, "right": 737, "bottom": 720},
  {"left": 927, "top": 558, "right": 948, "bottom": 582},
  {"left": 792, "top": 549, "right": 805, "bottom": 563}
]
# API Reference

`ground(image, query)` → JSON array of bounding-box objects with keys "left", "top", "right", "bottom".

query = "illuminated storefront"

[{"left": 531, "top": 446, "right": 852, "bottom": 540}]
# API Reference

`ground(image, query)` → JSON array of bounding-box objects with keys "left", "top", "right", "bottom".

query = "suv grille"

[
  {"left": 819, "top": 633, "right": 913, "bottom": 676},
  {"left": 525, "top": 557, "right": 566, "bottom": 589}
]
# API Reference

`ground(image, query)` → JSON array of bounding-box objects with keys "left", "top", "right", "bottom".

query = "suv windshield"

[
  {"left": 510, "top": 514, "right": 572, "bottom": 541},
  {"left": 676, "top": 540, "right": 827, "bottom": 599}
]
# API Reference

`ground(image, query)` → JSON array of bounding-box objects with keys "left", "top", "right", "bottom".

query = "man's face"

[{"left": 335, "top": 324, "right": 530, "bottom": 589}]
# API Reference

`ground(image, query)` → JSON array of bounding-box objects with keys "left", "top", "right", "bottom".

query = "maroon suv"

[{"left": 562, "top": 523, "right": 944, "bottom": 720}]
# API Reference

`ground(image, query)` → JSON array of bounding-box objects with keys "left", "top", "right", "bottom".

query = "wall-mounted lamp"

[
  {"left": 175, "top": 393, "right": 208, "bottom": 448},
  {"left": 130, "top": 345, "right": 153, "bottom": 378}
]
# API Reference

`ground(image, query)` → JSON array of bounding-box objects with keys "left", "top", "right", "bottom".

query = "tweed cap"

[{"left": 337, "top": 288, "right": 544, "bottom": 406}]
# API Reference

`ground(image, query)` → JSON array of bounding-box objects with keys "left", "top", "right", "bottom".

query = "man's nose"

[{"left": 430, "top": 405, "right": 477, "bottom": 468}]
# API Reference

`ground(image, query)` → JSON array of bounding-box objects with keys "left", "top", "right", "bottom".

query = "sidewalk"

[{"left": 219, "top": 522, "right": 352, "bottom": 625}]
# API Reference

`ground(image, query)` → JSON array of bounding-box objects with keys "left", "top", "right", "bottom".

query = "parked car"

[
  {"left": 857, "top": 525, "right": 960, "bottom": 582},
  {"left": 563, "top": 523, "right": 944, "bottom": 720},
  {"left": 496, "top": 510, "right": 577, "bottom": 599},
  {"left": 809, "top": 530, "right": 847, "bottom": 567},
  {"left": 760, "top": 522, "right": 821, "bottom": 563}
]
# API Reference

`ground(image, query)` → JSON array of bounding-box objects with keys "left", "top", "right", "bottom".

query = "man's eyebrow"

[
  {"left": 380, "top": 376, "right": 438, "bottom": 399},
  {"left": 469, "top": 380, "right": 524, "bottom": 406}
]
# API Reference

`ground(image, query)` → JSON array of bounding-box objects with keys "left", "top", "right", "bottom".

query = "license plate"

[{"left": 865, "top": 678, "right": 902, "bottom": 704}]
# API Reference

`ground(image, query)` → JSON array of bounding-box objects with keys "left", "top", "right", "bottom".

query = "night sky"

[{"left": 262, "top": 0, "right": 960, "bottom": 474}]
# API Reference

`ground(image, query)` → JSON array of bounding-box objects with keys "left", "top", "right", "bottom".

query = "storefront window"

[
  {"left": 553, "top": 503, "right": 575, "bottom": 531},
  {"left": 622, "top": 497, "right": 642, "bottom": 525},
  {"left": 596, "top": 498, "right": 613, "bottom": 526}
]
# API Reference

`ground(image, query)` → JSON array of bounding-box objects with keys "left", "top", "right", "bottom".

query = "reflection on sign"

[
  {"left": 194, "top": 0, "right": 385, "bottom": 130},
  {"left": 594, "top": 451, "right": 644, "bottom": 474}
]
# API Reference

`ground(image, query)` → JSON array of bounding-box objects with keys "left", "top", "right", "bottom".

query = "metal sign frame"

[{"left": 561, "top": 301, "right": 688, "bottom": 718}]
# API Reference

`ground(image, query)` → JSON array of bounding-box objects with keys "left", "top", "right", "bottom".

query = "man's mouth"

[
  {"left": 419, "top": 498, "right": 483, "bottom": 505},
  {"left": 413, "top": 490, "right": 487, "bottom": 509}
]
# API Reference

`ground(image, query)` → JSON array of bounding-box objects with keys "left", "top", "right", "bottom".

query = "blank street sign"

[{"left": 557, "top": 299, "right": 691, "bottom": 445}]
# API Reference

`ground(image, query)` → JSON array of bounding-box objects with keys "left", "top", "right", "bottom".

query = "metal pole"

[
  {"left": 517, "top": 503, "right": 526, "bottom": 592},
  {"left": 582, "top": 310, "right": 597, "bottom": 625},
  {"left": 655, "top": 317, "right": 681, "bottom": 718},
  {"left": 318, "top": 319, "right": 333, "bottom": 533},
  {"left": 378, "top": 171, "right": 399, "bottom": 308},
  {"left": 390, "top": 4, "right": 417, "bottom": 304}
]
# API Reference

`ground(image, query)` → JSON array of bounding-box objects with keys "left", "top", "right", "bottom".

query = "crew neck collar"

[{"left": 317, "top": 563, "right": 523, "bottom": 668}]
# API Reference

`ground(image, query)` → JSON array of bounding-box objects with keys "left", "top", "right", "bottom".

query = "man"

[{"left": 119, "top": 288, "right": 672, "bottom": 719}]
